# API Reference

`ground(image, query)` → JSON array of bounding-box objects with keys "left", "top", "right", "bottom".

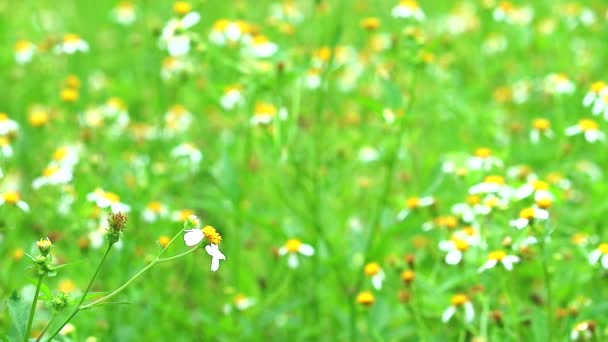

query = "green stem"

[
  {"left": 35, "top": 313, "right": 56, "bottom": 342},
  {"left": 81, "top": 246, "right": 198, "bottom": 310},
  {"left": 24, "top": 275, "right": 44, "bottom": 342},
  {"left": 538, "top": 227, "right": 553, "bottom": 341},
  {"left": 44, "top": 244, "right": 113, "bottom": 342}
]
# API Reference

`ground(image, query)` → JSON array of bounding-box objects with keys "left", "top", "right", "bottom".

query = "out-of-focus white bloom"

[
  {"left": 112, "top": 2, "right": 136, "bottom": 25},
  {"left": 570, "top": 320, "right": 596, "bottom": 340},
  {"left": 358, "top": 146, "right": 379, "bottom": 163},
  {"left": 493, "top": 2, "right": 534, "bottom": 25},
  {"left": 589, "top": 243, "right": 608, "bottom": 269},
  {"left": 269, "top": 1, "right": 304, "bottom": 24},
  {"left": 32, "top": 165, "right": 73, "bottom": 189},
  {"left": 543, "top": 73, "right": 576, "bottom": 95},
  {"left": 583, "top": 81, "right": 608, "bottom": 120},
  {"left": 478, "top": 250, "right": 520, "bottom": 272},
  {"left": 530, "top": 118, "right": 554, "bottom": 143},
  {"left": 50, "top": 146, "right": 80, "bottom": 169},
  {"left": 466, "top": 148, "right": 503, "bottom": 171},
  {"left": 0, "top": 137, "right": 13, "bottom": 158},
  {"left": 510, "top": 207, "right": 549, "bottom": 230},
  {"left": 469, "top": 175, "right": 512, "bottom": 197},
  {"left": 160, "top": 6, "right": 200, "bottom": 56},
  {"left": 250, "top": 102, "right": 287, "bottom": 125},
  {"left": 220, "top": 85, "right": 244, "bottom": 110},
  {"left": 14, "top": 40, "right": 36, "bottom": 64},
  {"left": 363, "top": 262, "right": 385, "bottom": 290},
  {"left": 243, "top": 35, "right": 278, "bottom": 58},
  {"left": 171, "top": 143, "right": 203, "bottom": 166},
  {"left": 164, "top": 104, "right": 193, "bottom": 135},
  {"left": 391, "top": 0, "right": 425, "bottom": 21},
  {"left": 565, "top": 119, "right": 605, "bottom": 143},
  {"left": 209, "top": 20, "right": 251, "bottom": 46},
  {"left": 278, "top": 239, "right": 314, "bottom": 268},
  {"left": 0, "top": 191, "right": 30, "bottom": 211},
  {"left": 54, "top": 34, "right": 89, "bottom": 54},
  {"left": 442, "top": 294, "right": 474, "bottom": 323},
  {"left": 0, "top": 113, "right": 19, "bottom": 136},
  {"left": 481, "top": 33, "right": 507, "bottom": 55},
  {"left": 514, "top": 179, "right": 554, "bottom": 201},
  {"left": 86, "top": 188, "right": 131, "bottom": 213},
  {"left": 224, "top": 294, "right": 256, "bottom": 314},
  {"left": 438, "top": 238, "right": 469, "bottom": 265},
  {"left": 304, "top": 68, "right": 322, "bottom": 90},
  {"left": 142, "top": 201, "right": 168, "bottom": 223},
  {"left": 396, "top": 196, "right": 435, "bottom": 221},
  {"left": 161, "top": 56, "right": 193, "bottom": 81}
]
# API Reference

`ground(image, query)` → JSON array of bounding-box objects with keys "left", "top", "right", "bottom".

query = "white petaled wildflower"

[
  {"left": 50, "top": 146, "right": 80, "bottom": 169},
  {"left": 530, "top": 118, "right": 554, "bottom": 143},
  {"left": 15, "top": 40, "right": 36, "bottom": 64},
  {"left": 466, "top": 148, "right": 503, "bottom": 171},
  {"left": 0, "top": 113, "right": 19, "bottom": 135},
  {"left": 514, "top": 179, "right": 554, "bottom": 202},
  {"left": 396, "top": 196, "right": 435, "bottom": 221},
  {"left": 570, "top": 321, "right": 596, "bottom": 340},
  {"left": 220, "top": 85, "right": 244, "bottom": 110},
  {"left": 160, "top": 7, "right": 200, "bottom": 56},
  {"left": 243, "top": 35, "right": 279, "bottom": 58},
  {"left": 358, "top": 146, "right": 379, "bottom": 163},
  {"left": 224, "top": 294, "right": 256, "bottom": 314},
  {"left": 590, "top": 93, "right": 608, "bottom": 120},
  {"left": 269, "top": 1, "right": 304, "bottom": 24},
  {"left": 304, "top": 68, "right": 322, "bottom": 90},
  {"left": 364, "top": 262, "right": 385, "bottom": 290},
  {"left": 278, "top": 239, "right": 314, "bottom": 268},
  {"left": 481, "top": 33, "right": 508, "bottom": 55},
  {"left": 478, "top": 250, "right": 520, "bottom": 272},
  {"left": 543, "top": 73, "right": 576, "bottom": 95},
  {"left": 583, "top": 82, "right": 607, "bottom": 108},
  {"left": 54, "top": 34, "right": 89, "bottom": 54},
  {"left": 510, "top": 207, "right": 549, "bottom": 230},
  {"left": 473, "top": 194, "right": 509, "bottom": 215},
  {"left": 588, "top": 243, "right": 608, "bottom": 269},
  {"left": 112, "top": 2, "right": 136, "bottom": 26},
  {"left": 250, "top": 102, "right": 287, "bottom": 125},
  {"left": 442, "top": 294, "right": 474, "bottom": 323},
  {"left": 183, "top": 222, "right": 225, "bottom": 272},
  {"left": 142, "top": 201, "right": 168, "bottom": 223},
  {"left": 0, "top": 191, "right": 30, "bottom": 211},
  {"left": 565, "top": 119, "right": 605, "bottom": 143},
  {"left": 171, "top": 143, "right": 203, "bottom": 165},
  {"left": 209, "top": 20, "right": 250, "bottom": 46},
  {"left": 0, "top": 137, "right": 13, "bottom": 158},
  {"left": 391, "top": 0, "right": 425, "bottom": 21},
  {"left": 32, "top": 165, "right": 73, "bottom": 189},
  {"left": 468, "top": 175, "right": 512, "bottom": 197},
  {"left": 438, "top": 238, "right": 469, "bottom": 265},
  {"left": 161, "top": 56, "right": 193, "bottom": 81},
  {"left": 86, "top": 188, "right": 131, "bottom": 213},
  {"left": 164, "top": 104, "right": 193, "bottom": 135}
]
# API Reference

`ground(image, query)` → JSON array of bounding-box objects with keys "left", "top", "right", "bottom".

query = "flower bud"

[
  {"left": 36, "top": 237, "right": 53, "bottom": 256},
  {"left": 106, "top": 212, "right": 127, "bottom": 245}
]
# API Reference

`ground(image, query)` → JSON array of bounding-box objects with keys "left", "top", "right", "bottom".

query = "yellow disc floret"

[{"left": 203, "top": 226, "right": 222, "bottom": 245}]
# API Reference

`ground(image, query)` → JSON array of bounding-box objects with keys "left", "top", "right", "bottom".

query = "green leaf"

[{"left": 7, "top": 292, "right": 29, "bottom": 341}]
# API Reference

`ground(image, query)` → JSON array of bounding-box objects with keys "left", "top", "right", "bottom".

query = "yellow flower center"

[
  {"left": 532, "top": 180, "right": 549, "bottom": 190},
  {"left": 174, "top": 1, "right": 192, "bottom": 15},
  {"left": 401, "top": 270, "right": 415, "bottom": 282},
  {"left": 400, "top": 0, "right": 420, "bottom": 9},
  {"left": 58, "top": 279, "right": 76, "bottom": 293},
  {"left": 0, "top": 113, "right": 8, "bottom": 121},
  {"left": 3, "top": 191, "right": 21, "bottom": 204},
  {"left": 61, "top": 88, "right": 79, "bottom": 102},
  {"left": 536, "top": 197, "right": 552, "bottom": 209},
  {"left": 178, "top": 209, "right": 194, "bottom": 221},
  {"left": 488, "top": 250, "right": 506, "bottom": 261},
  {"left": 499, "top": 1, "right": 514, "bottom": 12},
  {"left": 252, "top": 35, "right": 269, "bottom": 46},
  {"left": 147, "top": 201, "right": 163, "bottom": 212},
  {"left": 475, "top": 148, "right": 492, "bottom": 158},
  {"left": 453, "top": 238, "right": 469, "bottom": 251},
  {"left": 438, "top": 216, "right": 458, "bottom": 229},
  {"left": 579, "top": 119, "right": 598, "bottom": 131},
  {"left": 533, "top": 118, "right": 550, "bottom": 131},
  {"left": 43, "top": 165, "right": 60, "bottom": 177},
  {"left": 364, "top": 262, "right": 381, "bottom": 276},
  {"left": 158, "top": 235, "right": 171, "bottom": 248},
  {"left": 65, "top": 75, "right": 81, "bottom": 89},
  {"left": 316, "top": 47, "right": 332, "bottom": 62},
  {"left": 202, "top": 226, "right": 222, "bottom": 245},
  {"left": 285, "top": 238, "right": 302, "bottom": 253},
  {"left": 406, "top": 197, "right": 420, "bottom": 209},
  {"left": 255, "top": 102, "right": 277, "bottom": 116},
  {"left": 519, "top": 208, "right": 535, "bottom": 220},
  {"left": 0, "top": 136, "right": 9, "bottom": 146},
  {"left": 451, "top": 294, "right": 469, "bottom": 306},
  {"left": 484, "top": 196, "right": 499, "bottom": 208},
  {"left": 591, "top": 81, "right": 606, "bottom": 93},
  {"left": 15, "top": 40, "right": 32, "bottom": 52},
  {"left": 102, "top": 192, "right": 120, "bottom": 203},
  {"left": 484, "top": 175, "right": 504, "bottom": 185},
  {"left": 63, "top": 34, "right": 82, "bottom": 43},
  {"left": 356, "top": 291, "right": 375, "bottom": 306},
  {"left": 361, "top": 17, "right": 380, "bottom": 30},
  {"left": 53, "top": 147, "right": 68, "bottom": 161},
  {"left": 12, "top": 248, "right": 25, "bottom": 261},
  {"left": 598, "top": 243, "right": 608, "bottom": 255},
  {"left": 29, "top": 110, "right": 49, "bottom": 126}
]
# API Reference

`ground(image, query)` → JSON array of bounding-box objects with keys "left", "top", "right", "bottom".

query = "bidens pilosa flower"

[
  {"left": 565, "top": 119, "right": 605, "bottom": 143},
  {"left": 278, "top": 238, "right": 314, "bottom": 268},
  {"left": 588, "top": 243, "right": 608, "bottom": 269},
  {"left": 442, "top": 294, "right": 474, "bottom": 323},
  {"left": 183, "top": 216, "right": 226, "bottom": 272},
  {"left": 478, "top": 250, "right": 520, "bottom": 272},
  {"left": 364, "top": 262, "right": 385, "bottom": 290}
]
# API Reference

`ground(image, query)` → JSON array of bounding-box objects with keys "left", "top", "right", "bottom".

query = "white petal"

[
  {"left": 184, "top": 229, "right": 204, "bottom": 246},
  {"left": 478, "top": 259, "right": 496, "bottom": 273},
  {"left": 441, "top": 306, "right": 456, "bottom": 323},
  {"left": 371, "top": 273, "right": 384, "bottom": 290},
  {"left": 438, "top": 240, "right": 455, "bottom": 251},
  {"left": 278, "top": 247, "right": 287, "bottom": 256},
  {"left": 583, "top": 92, "right": 595, "bottom": 107},
  {"left": 181, "top": 12, "right": 200, "bottom": 28},
  {"left": 17, "top": 201, "right": 30, "bottom": 212},
  {"left": 535, "top": 209, "right": 549, "bottom": 220},
  {"left": 396, "top": 209, "right": 410, "bottom": 221},
  {"left": 464, "top": 302, "right": 475, "bottom": 323},
  {"left": 565, "top": 125, "right": 581, "bottom": 136},
  {"left": 287, "top": 254, "right": 299, "bottom": 268},
  {"left": 514, "top": 184, "right": 534, "bottom": 200},
  {"left": 445, "top": 250, "right": 462, "bottom": 265},
  {"left": 589, "top": 250, "right": 602, "bottom": 264},
  {"left": 510, "top": 218, "right": 529, "bottom": 230},
  {"left": 602, "top": 255, "right": 608, "bottom": 269},
  {"left": 502, "top": 258, "right": 513, "bottom": 271},
  {"left": 298, "top": 244, "right": 315, "bottom": 256}
]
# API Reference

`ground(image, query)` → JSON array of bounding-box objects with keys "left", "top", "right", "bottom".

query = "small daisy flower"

[
  {"left": 142, "top": 201, "right": 168, "bottom": 223},
  {"left": 565, "top": 119, "right": 605, "bottom": 143},
  {"left": 14, "top": 40, "right": 36, "bottom": 64},
  {"left": 161, "top": 56, "right": 193, "bottom": 81},
  {"left": 481, "top": 33, "right": 508, "bottom": 55},
  {"left": 530, "top": 118, "right": 554, "bottom": 143},
  {"left": 269, "top": 1, "right": 304, "bottom": 24},
  {"left": 478, "top": 250, "right": 520, "bottom": 272},
  {"left": 466, "top": 148, "right": 503, "bottom": 171},
  {"left": 0, "top": 191, "right": 30, "bottom": 211},
  {"left": 220, "top": 85, "right": 244, "bottom": 110},
  {"left": 356, "top": 291, "right": 375, "bottom": 306},
  {"left": 209, "top": 20, "right": 250, "bottom": 46},
  {"left": 183, "top": 222, "right": 225, "bottom": 272},
  {"left": 32, "top": 165, "right": 73, "bottom": 189},
  {"left": 112, "top": 1, "right": 136, "bottom": 26},
  {"left": 358, "top": 146, "right": 379, "bottom": 163},
  {"left": 278, "top": 238, "right": 314, "bottom": 268},
  {"left": 514, "top": 179, "right": 553, "bottom": 201},
  {"left": 590, "top": 93, "right": 608, "bottom": 120},
  {"left": 172, "top": 208, "right": 195, "bottom": 222},
  {"left": 438, "top": 238, "right": 469, "bottom": 265},
  {"left": 570, "top": 320, "right": 596, "bottom": 340},
  {"left": 224, "top": 293, "right": 256, "bottom": 314},
  {"left": 164, "top": 104, "right": 193, "bottom": 135},
  {"left": 243, "top": 35, "right": 279, "bottom": 58},
  {"left": 582, "top": 81, "right": 607, "bottom": 108},
  {"left": 364, "top": 262, "right": 385, "bottom": 290},
  {"left": 86, "top": 188, "right": 131, "bottom": 213},
  {"left": 396, "top": 196, "right": 435, "bottom": 221},
  {"left": 492, "top": 1, "right": 515, "bottom": 22},
  {"left": 442, "top": 294, "right": 474, "bottom": 323},
  {"left": 160, "top": 2, "right": 201, "bottom": 56},
  {"left": 54, "top": 34, "right": 89, "bottom": 54},
  {"left": 588, "top": 243, "right": 608, "bottom": 269},
  {"left": 171, "top": 142, "right": 203, "bottom": 166},
  {"left": 543, "top": 73, "right": 576, "bottom": 95},
  {"left": 0, "top": 137, "right": 13, "bottom": 158},
  {"left": 50, "top": 146, "right": 80, "bottom": 169},
  {"left": 304, "top": 68, "right": 322, "bottom": 90},
  {"left": 250, "top": 102, "right": 287, "bottom": 125},
  {"left": 0, "top": 113, "right": 19, "bottom": 136},
  {"left": 391, "top": 0, "right": 425, "bottom": 21},
  {"left": 510, "top": 207, "right": 549, "bottom": 230},
  {"left": 469, "top": 175, "right": 511, "bottom": 197},
  {"left": 474, "top": 194, "right": 509, "bottom": 215}
]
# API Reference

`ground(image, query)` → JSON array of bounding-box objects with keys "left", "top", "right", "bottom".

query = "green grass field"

[{"left": 2, "top": 0, "right": 608, "bottom": 341}]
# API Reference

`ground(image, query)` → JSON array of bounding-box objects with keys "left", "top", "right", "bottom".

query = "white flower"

[
  {"left": 220, "top": 85, "right": 244, "bottom": 110},
  {"left": 565, "top": 119, "right": 605, "bottom": 143},
  {"left": 478, "top": 250, "right": 520, "bottom": 272},
  {"left": 14, "top": 40, "right": 36, "bottom": 64},
  {"left": 396, "top": 196, "right": 435, "bottom": 221},
  {"left": 543, "top": 73, "right": 576, "bottom": 95},
  {"left": 514, "top": 179, "right": 554, "bottom": 201},
  {"left": 183, "top": 224, "right": 226, "bottom": 272},
  {"left": 468, "top": 176, "right": 512, "bottom": 198},
  {"left": 304, "top": 69, "right": 322, "bottom": 90},
  {"left": 160, "top": 12, "right": 200, "bottom": 56},
  {"left": 142, "top": 201, "right": 168, "bottom": 223},
  {"left": 391, "top": 0, "right": 425, "bottom": 21},
  {"left": 358, "top": 146, "right": 379, "bottom": 163},
  {"left": 0, "top": 113, "right": 19, "bottom": 135},
  {"left": 0, "top": 191, "right": 30, "bottom": 211},
  {"left": 509, "top": 207, "right": 549, "bottom": 230},
  {"left": 442, "top": 294, "right": 474, "bottom": 323},
  {"left": 206, "top": 243, "right": 226, "bottom": 272},
  {"left": 438, "top": 239, "right": 469, "bottom": 265},
  {"left": 364, "top": 263, "right": 385, "bottom": 290},
  {"left": 86, "top": 188, "right": 131, "bottom": 213},
  {"left": 171, "top": 143, "right": 203, "bottom": 166},
  {"left": 250, "top": 103, "right": 287, "bottom": 125},
  {"left": 466, "top": 148, "right": 503, "bottom": 171},
  {"left": 112, "top": 2, "right": 136, "bottom": 25},
  {"left": 54, "top": 34, "right": 89, "bottom": 54},
  {"left": 32, "top": 165, "right": 73, "bottom": 189},
  {"left": 588, "top": 244, "right": 608, "bottom": 269},
  {"left": 570, "top": 321, "right": 596, "bottom": 340},
  {"left": 530, "top": 118, "right": 554, "bottom": 143},
  {"left": 243, "top": 35, "right": 278, "bottom": 58},
  {"left": 278, "top": 239, "right": 314, "bottom": 268}
]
